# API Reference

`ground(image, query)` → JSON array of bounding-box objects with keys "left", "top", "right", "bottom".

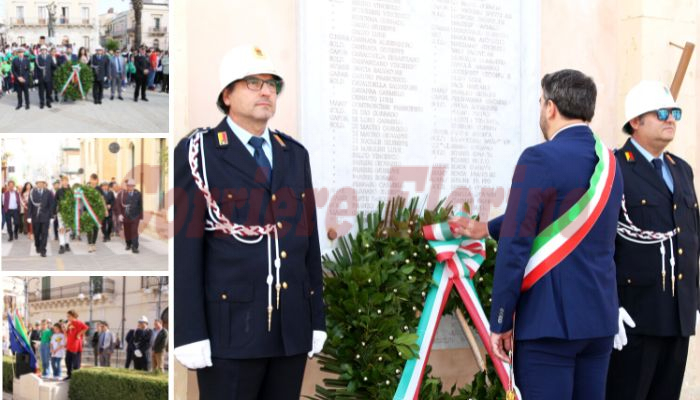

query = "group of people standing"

[
  {"left": 2, "top": 174, "right": 144, "bottom": 256},
  {"left": 0, "top": 40, "right": 169, "bottom": 108}
]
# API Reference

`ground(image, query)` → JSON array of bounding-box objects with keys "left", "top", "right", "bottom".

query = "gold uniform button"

[
  {"left": 641, "top": 199, "right": 647, "bottom": 205},
  {"left": 310, "top": 290, "right": 315, "bottom": 295},
  {"left": 674, "top": 204, "right": 677, "bottom": 210},
  {"left": 678, "top": 248, "right": 684, "bottom": 255},
  {"left": 627, "top": 278, "right": 632, "bottom": 284},
  {"left": 277, "top": 222, "right": 283, "bottom": 229},
  {"left": 695, "top": 203, "right": 698, "bottom": 208},
  {"left": 677, "top": 227, "right": 681, "bottom": 233},
  {"left": 271, "top": 194, "right": 277, "bottom": 202},
  {"left": 221, "top": 294, "right": 228, "bottom": 300},
  {"left": 227, "top": 194, "right": 233, "bottom": 199},
  {"left": 281, "top": 251, "right": 287, "bottom": 259},
  {"left": 678, "top": 273, "right": 684, "bottom": 280},
  {"left": 282, "top": 282, "right": 288, "bottom": 289},
  {"left": 301, "top": 192, "right": 306, "bottom": 198}
]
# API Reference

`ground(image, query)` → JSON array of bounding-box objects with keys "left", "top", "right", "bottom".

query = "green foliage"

[
  {"left": 312, "top": 198, "right": 504, "bottom": 400},
  {"left": 52, "top": 62, "right": 94, "bottom": 100},
  {"left": 69, "top": 367, "right": 167, "bottom": 400},
  {"left": 105, "top": 39, "right": 120, "bottom": 52},
  {"left": 3, "top": 356, "right": 13, "bottom": 392},
  {"left": 59, "top": 185, "right": 106, "bottom": 234}
]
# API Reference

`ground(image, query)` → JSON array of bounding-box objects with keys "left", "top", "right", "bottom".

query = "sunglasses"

[{"left": 655, "top": 108, "right": 682, "bottom": 122}]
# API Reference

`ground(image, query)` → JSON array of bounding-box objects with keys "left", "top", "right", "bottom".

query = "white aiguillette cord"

[
  {"left": 617, "top": 195, "right": 678, "bottom": 296},
  {"left": 188, "top": 129, "right": 282, "bottom": 331}
]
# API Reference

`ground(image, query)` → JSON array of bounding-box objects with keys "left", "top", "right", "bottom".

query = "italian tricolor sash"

[{"left": 521, "top": 134, "right": 616, "bottom": 291}]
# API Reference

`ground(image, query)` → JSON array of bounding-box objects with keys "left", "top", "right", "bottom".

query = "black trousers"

[
  {"left": 38, "top": 79, "right": 52, "bottom": 106},
  {"left": 161, "top": 74, "right": 169, "bottom": 92},
  {"left": 133, "top": 351, "right": 150, "bottom": 371},
  {"left": 102, "top": 216, "right": 113, "bottom": 239},
  {"left": 53, "top": 216, "right": 58, "bottom": 240},
  {"left": 5, "top": 209, "right": 19, "bottom": 237},
  {"left": 33, "top": 221, "right": 49, "bottom": 253},
  {"left": 87, "top": 226, "right": 99, "bottom": 244},
  {"left": 134, "top": 74, "right": 147, "bottom": 100},
  {"left": 197, "top": 354, "right": 307, "bottom": 400},
  {"left": 16, "top": 82, "right": 29, "bottom": 107},
  {"left": 125, "top": 350, "right": 134, "bottom": 368},
  {"left": 65, "top": 351, "right": 81, "bottom": 378},
  {"left": 606, "top": 334, "right": 689, "bottom": 400},
  {"left": 93, "top": 79, "right": 104, "bottom": 102}
]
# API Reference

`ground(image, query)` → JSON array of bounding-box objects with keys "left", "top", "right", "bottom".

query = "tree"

[
  {"left": 105, "top": 38, "right": 120, "bottom": 53},
  {"left": 131, "top": 0, "right": 143, "bottom": 49}
]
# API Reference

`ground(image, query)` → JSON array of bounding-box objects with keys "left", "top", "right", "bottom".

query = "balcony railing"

[
  {"left": 9, "top": 18, "right": 96, "bottom": 27},
  {"left": 29, "top": 278, "right": 115, "bottom": 302},
  {"left": 141, "top": 276, "right": 168, "bottom": 289},
  {"left": 148, "top": 26, "right": 167, "bottom": 35}
]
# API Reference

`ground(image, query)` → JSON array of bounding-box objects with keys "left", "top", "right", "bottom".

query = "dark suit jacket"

[
  {"left": 133, "top": 328, "right": 153, "bottom": 354},
  {"left": 103, "top": 190, "right": 115, "bottom": 217},
  {"left": 11, "top": 57, "right": 31, "bottom": 84},
  {"left": 34, "top": 54, "right": 56, "bottom": 83},
  {"left": 134, "top": 55, "right": 150, "bottom": 77},
  {"left": 174, "top": 118, "right": 326, "bottom": 359},
  {"left": 89, "top": 54, "right": 110, "bottom": 81},
  {"left": 28, "top": 189, "right": 55, "bottom": 223},
  {"left": 613, "top": 138, "right": 700, "bottom": 337},
  {"left": 123, "top": 190, "right": 143, "bottom": 220},
  {"left": 487, "top": 125, "right": 623, "bottom": 340},
  {"left": 153, "top": 329, "right": 168, "bottom": 353}
]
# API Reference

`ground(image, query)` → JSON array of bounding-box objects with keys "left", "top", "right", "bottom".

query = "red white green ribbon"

[
  {"left": 74, "top": 187, "right": 101, "bottom": 233},
  {"left": 394, "top": 218, "right": 520, "bottom": 400},
  {"left": 59, "top": 64, "right": 86, "bottom": 99},
  {"left": 522, "top": 134, "right": 616, "bottom": 291}
]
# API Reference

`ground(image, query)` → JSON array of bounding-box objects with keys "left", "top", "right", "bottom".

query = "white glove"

[
  {"left": 308, "top": 330, "right": 327, "bottom": 358},
  {"left": 613, "top": 307, "right": 636, "bottom": 351},
  {"left": 134, "top": 349, "right": 142, "bottom": 358},
  {"left": 119, "top": 215, "right": 124, "bottom": 222},
  {"left": 174, "top": 339, "right": 213, "bottom": 369},
  {"left": 27, "top": 218, "right": 31, "bottom": 224}
]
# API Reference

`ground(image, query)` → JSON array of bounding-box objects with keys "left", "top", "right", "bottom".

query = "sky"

[{"left": 0, "top": 0, "right": 132, "bottom": 19}]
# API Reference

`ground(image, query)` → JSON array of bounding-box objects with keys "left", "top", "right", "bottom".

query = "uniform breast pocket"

[
  {"left": 683, "top": 195, "right": 699, "bottom": 234},
  {"left": 206, "top": 284, "right": 255, "bottom": 349},
  {"left": 625, "top": 194, "right": 661, "bottom": 230},
  {"left": 219, "top": 188, "right": 250, "bottom": 225}
]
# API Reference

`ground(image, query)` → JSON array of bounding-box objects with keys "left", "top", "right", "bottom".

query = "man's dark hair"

[
  {"left": 90, "top": 173, "right": 98, "bottom": 181},
  {"left": 541, "top": 69, "right": 597, "bottom": 122},
  {"left": 217, "top": 81, "right": 236, "bottom": 114}
]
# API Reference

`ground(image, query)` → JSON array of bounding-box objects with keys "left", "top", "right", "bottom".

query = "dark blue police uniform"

[{"left": 174, "top": 118, "right": 326, "bottom": 399}]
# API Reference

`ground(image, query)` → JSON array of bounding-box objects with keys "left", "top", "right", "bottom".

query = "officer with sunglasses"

[
  {"left": 173, "top": 45, "right": 327, "bottom": 400},
  {"left": 607, "top": 80, "right": 699, "bottom": 400}
]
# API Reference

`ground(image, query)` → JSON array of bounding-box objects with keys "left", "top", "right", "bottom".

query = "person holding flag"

[
  {"left": 6, "top": 311, "right": 38, "bottom": 376},
  {"left": 452, "top": 69, "right": 623, "bottom": 399}
]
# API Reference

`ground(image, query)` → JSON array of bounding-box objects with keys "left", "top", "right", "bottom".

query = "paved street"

[
  {"left": 1, "top": 229, "right": 168, "bottom": 271},
  {"left": 0, "top": 86, "right": 168, "bottom": 133}
]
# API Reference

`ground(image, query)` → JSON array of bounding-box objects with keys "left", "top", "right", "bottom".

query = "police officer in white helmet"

[
  {"left": 607, "top": 80, "right": 700, "bottom": 400},
  {"left": 173, "top": 44, "right": 327, "bottom": 399}
]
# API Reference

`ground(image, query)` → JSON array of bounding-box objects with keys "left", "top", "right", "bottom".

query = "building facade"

[
  {"left": 4, "top": 0, "right": 99, "bottom": 49},
  {"left": 102, "top": 0, "right": 168, "bottom": 50}
]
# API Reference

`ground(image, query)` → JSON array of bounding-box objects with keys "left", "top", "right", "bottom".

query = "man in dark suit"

[
  {"left": 454, "top": 69, "right": 623, "bottom": 399},
  {"left": 11, "top": 48, "right": 31, "bottom": 110},
  {"left": 606, "top": 81, "right": 700, "bottom": 400},
  {"left": 3, "top": 180, "right": 21, "bottom": 241},
  {"left": 121, "top": 179, "right": 142, "bottom": 253},
  {"left": 100, "top": 182, "right": 114, "bottom": 241},
  {"left": 151, "top": 319, "right": 168, "bottom": 373},
  {"left": 28, "top": 178, "right": 55, "bottom": 257},
  {"left": 173, "top": 45, "right": 327, "bottom": 400},
  {"left": 133, "top": 46, "right": 150, "bottom": 102},
  {"left": 35, "top": 45, "right": 56, "bottom": 109},
  {"left": 124, "top": 327, "right": 136, "bottom": 369},
  {"left": 132, "top": 317, "right": 153, "bottom": 371},
  {"left": 89, "top": 46, "right": 109, "bottom": 104}
]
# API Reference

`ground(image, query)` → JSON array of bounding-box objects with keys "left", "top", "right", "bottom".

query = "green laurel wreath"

[
  {"left": 58, "top": 185, "right": 106, "bottom": 234},
  {"left": 52, "top": 62, "right": 94, "bottom": 101},
  {"left": 311, "top": 197, "right": 502, "bottom": 400}
]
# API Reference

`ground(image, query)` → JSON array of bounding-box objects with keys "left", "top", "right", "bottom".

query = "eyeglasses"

[
  {"left": 244, "top": 77, "right": 283, "bottom": 94},
  {"left": 655, "top": 108, "right": 682, "bottom": 122}
]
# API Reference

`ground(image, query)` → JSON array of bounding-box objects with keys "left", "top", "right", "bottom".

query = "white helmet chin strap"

[{"left": 188, "top": 129, "right": 282, "bottom": 332}]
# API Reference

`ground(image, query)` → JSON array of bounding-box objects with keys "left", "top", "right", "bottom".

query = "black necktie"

[
  {"left": 248, "top": 136, "right": 272, "bottom": 184},
  {"left": 651, "top": 158, "right": 664, "bottom": 181}
]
